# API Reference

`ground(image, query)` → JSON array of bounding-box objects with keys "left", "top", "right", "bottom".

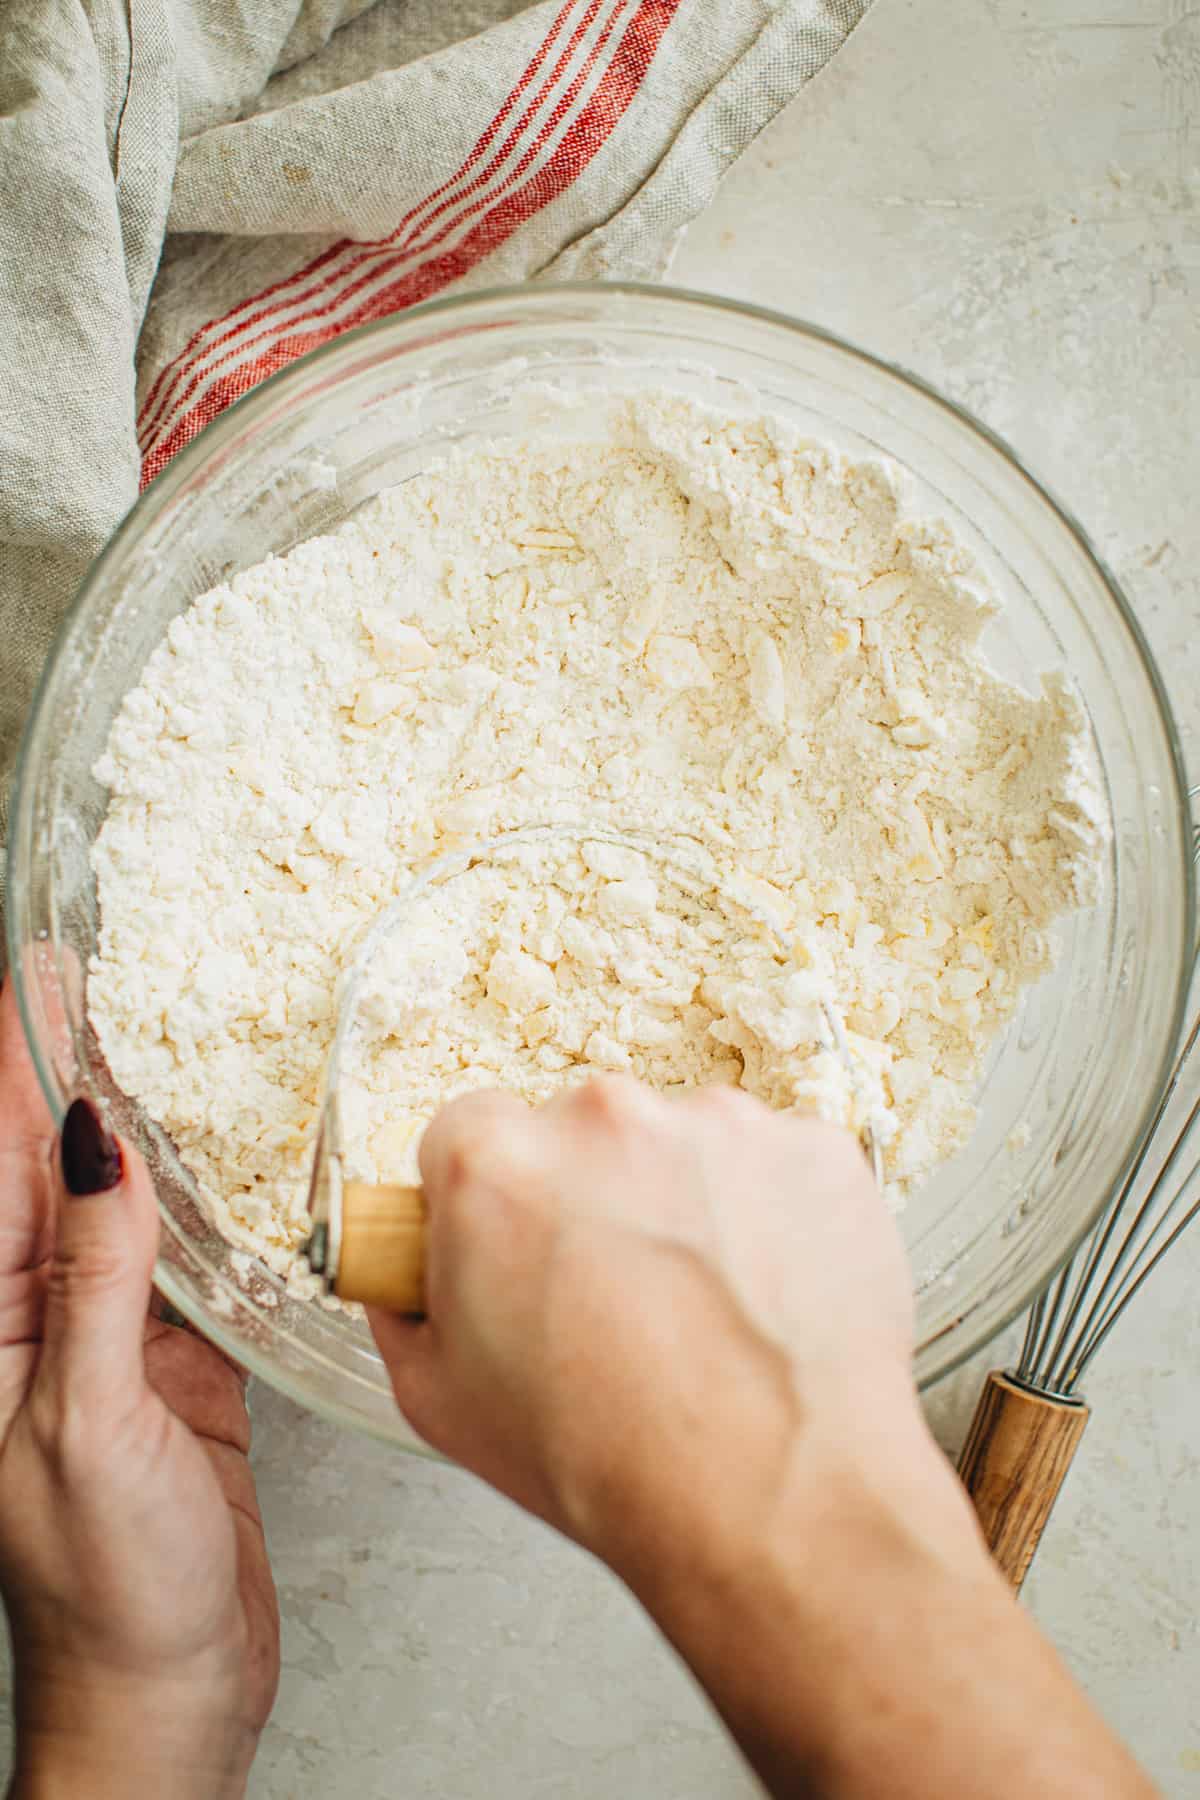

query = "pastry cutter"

[{"left": 302, "top": 823, "right": 885, "bottom": 1314}]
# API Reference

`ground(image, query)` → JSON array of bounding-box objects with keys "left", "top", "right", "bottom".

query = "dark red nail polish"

[{"left": 61, "top": 1098, "right": 123, "bottom": 1195}]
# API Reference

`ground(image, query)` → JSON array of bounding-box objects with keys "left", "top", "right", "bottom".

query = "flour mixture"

[{"left": 88, "top": 394, "right": 1106, "bottom": 1290}]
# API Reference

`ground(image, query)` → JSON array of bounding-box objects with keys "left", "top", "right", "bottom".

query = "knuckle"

[
  {"left": 424, "top": 1091, "right": 528, "bottom": 1190},
  {"left": 439, "top": 1119, "right": 530, "bottom": 1197},
  {"left": 424, "top": 1100, "right": 541, "bottom": 1248},
  {"left": 437, "top": 1133, "right": 492, "bottom": 1193},
  {"left": 435, "top": 1169, "right": 518, "bottom": 1268},
  {"left": 685, "top": 1083, "right": 762, "bottom": 1127},
  {"left": 46, "top": 1240, "right": 130, "bottom": 1308},
  {"left": 571, "top": 1075, "right": 649, "bottom": 1132}
]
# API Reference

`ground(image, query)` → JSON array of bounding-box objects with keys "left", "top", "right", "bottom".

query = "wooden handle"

[
  {"left": 957, "top": 1370, "right": 1089, "bottom": 1591},
  {"left": 336, "top": 1181, "right": 428, "bottom": 1314}
]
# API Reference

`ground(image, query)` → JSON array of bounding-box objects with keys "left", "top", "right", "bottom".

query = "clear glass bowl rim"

[{"left": 8, "top": 279, "right": 1195, "bottom": 1414}]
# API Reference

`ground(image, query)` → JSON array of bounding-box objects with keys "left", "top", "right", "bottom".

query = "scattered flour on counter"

[{"left": 87, "top": 393, "right": 1107, "bottom": 1293}]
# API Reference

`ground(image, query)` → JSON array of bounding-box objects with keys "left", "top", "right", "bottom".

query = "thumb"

[{"left": 36, "top": 1098, "right": 158, "bottom": 1416}]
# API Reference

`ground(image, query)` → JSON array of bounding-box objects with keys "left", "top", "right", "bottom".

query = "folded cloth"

[{"left": 0, "top": 0, "right": 871, "bottom": 898}]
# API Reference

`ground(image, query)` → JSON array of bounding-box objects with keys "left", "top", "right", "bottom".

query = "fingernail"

[{"left": 61, "top": 1097, "right": 123, "bottom": 1196}]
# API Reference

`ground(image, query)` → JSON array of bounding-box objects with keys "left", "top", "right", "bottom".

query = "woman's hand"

[
  {"left": 0, "top": 981, "right": 279, "bottom": 1800},
  {"left": 368, "top": 1079, "right": 1156, "bottom": 1800},
  {"left": 368, "top": 1077, "right": 932, "bottom": 1577}
]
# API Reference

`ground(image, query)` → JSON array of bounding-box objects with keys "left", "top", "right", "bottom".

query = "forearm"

[{"left": 609, "top": 1381, "right": 1156, "bottom": 1800}]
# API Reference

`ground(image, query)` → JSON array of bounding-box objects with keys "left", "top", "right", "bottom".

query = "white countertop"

[
  {"left": 243, "top": 5, "right": 1200, "bottom": 1794},
  {"left": 7, "top": 2, "right": 1198, "bottom": 1793}
]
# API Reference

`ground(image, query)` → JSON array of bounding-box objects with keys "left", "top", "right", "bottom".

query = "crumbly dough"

[
  {"left": 88, "top": 394, "right": 1106, "bottom": 1292},
  {"left": 335, "top": 829, "right": 887, "bottom": 1191}
]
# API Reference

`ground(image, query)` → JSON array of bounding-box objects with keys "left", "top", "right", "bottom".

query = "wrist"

[
  {"left": 596, "top": 1362, "right": 995, "bottom": 1791},
  {"left": 10, "top": 1661, "right": 260, "bottom": 1800},
  {"left": 629, "top": 1394, "right": 1155, "bottom": 1800},
  {"left": 629, "top": 1364, "right": 985, "bottom": 1619},
  {"left": 568, "top": 1311, "right": 980, "bottom": 1599}
]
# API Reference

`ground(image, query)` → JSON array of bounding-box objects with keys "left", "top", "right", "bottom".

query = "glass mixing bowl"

[{"left": 7, "top": 283, "right": 1193, "bottom": 1448}]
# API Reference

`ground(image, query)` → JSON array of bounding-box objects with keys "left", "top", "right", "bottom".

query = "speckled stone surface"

[{"left": 4, "top": 1, "right": 1198, "bottom": 1793}]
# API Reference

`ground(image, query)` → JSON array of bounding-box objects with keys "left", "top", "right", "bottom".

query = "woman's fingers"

[
  {"left": 365, "top": 1303, "right": 442, "bottom": 1441},
  {"left": 0, "top": 980, "right": 57, "bottom": 1277},
  {"left": 417, "top": 1087, "right": 531, "bottom": 1198},
  {"left": 34, "top": 1100, "right": 158, "bottom": 1421}
]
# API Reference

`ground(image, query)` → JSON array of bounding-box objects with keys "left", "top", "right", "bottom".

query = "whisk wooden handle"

[
  {"left": 336, "top": 1181, "right": 428, "bottom": 1315},
  {"left": 957, "top": 1371, "right": 1089, "bottom": 1591}
]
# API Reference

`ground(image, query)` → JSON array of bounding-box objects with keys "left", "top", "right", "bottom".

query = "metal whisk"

[{"left": 958, "top": 795, "right": 1200, "bottom": 1590}]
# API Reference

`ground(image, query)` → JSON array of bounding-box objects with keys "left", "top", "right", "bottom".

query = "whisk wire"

[
  {"left": 1065, "top": 1084, "right": 1200, "bottom": 1340},
  {"left": 1066, "top": 1150, "right": 1200, "bottom": 1383},
  {"left": 1026, "top": 1260, "right": 1072, "bottom": 1389},
  {"left": 1068, "top": 1185, "right": 1200, "bottom": 1383},
  {"left": 1016, "top": 790, "right": 1200, "bottom": 1394},
  {"left": 1035, "top": 1009, "right": 1200, "bottom": 1393},
  {"left": 1097, "top": 1147, "right": 1200, "bottom": 1304},
  {"left": 1032, "top": 1039, "right": 1186, "bottom": 1387},
  {"left": 1018, "top": 1287, "right": 1047, "bottom": 1374}
]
